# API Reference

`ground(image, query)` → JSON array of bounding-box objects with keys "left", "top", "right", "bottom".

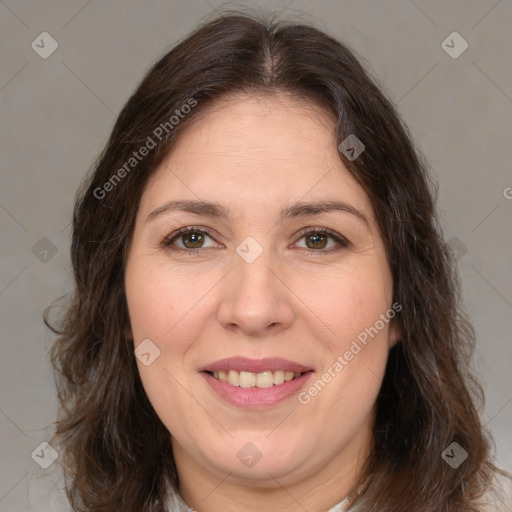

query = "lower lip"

[{"left": 201, "top": 372, "right": 314, "bottom": 409}]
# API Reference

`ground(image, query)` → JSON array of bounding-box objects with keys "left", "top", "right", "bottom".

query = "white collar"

[{"left": 165, "top": 492, "right": 352, "bottom": 512}]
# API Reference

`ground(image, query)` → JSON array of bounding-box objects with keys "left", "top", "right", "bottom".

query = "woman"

[{"left": 48, "top": 10, "right": 510, "bottom": 512}]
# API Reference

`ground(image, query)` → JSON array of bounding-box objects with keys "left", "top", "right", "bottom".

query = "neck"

[{"left": 172, "top": 421, "right": 372, "bottom": 512}]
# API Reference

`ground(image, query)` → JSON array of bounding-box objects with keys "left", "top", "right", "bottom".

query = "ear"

[
  {"left": 388, "top": 321, "right": 401, "bottom": 348},
  {"left": 125, "top": 325, "right": 133, "bottom": 341}
]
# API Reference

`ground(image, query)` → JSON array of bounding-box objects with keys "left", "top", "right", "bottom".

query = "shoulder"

[
  {"left": 481, "top": 472, "right": 512, "bottom": 512},
  {"left": 163, "top": 489, "right": 195, "bottom": 512}
]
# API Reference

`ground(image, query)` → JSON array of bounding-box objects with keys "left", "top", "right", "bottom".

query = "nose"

[{"left": 216, "top": 247, "right": 295, "bottom": 337}]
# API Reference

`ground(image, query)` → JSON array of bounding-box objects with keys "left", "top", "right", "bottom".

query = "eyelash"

[{"left": 161, "top": 225, "right": 350, "bottom": 256}]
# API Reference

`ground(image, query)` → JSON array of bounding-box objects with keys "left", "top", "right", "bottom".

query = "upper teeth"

[{"left": 212, "top": 370, "right": 302, "bottom": 388}]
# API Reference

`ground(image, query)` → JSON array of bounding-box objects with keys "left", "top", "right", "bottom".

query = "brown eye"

[
  {"left": 294, "top": 228, "right": 349, "bottom": 253},
  {"left": 181, "top": 231, "right": 205, "bottom": 249},
  {"left": 163, "top": 227, "right": 219, "bottom": 251},
  {"left": 305, "top": 232, "right": 329, "bottom": 249}
]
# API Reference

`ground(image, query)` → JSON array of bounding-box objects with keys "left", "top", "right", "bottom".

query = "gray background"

[{"left": 0, "top": 1, "right": 511, "bottom": 510}]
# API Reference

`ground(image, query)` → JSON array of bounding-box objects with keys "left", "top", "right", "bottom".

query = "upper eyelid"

[
  {"left": 291, "top": 227, "right": 348, "bottom": 246},
  {"left": 163, "top": 226, "right": 349, "bottom": 249},
  {"left": 163, "top": 225, "right": 218, "bottom": 244}
]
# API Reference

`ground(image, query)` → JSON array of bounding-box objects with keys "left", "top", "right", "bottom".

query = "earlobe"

[
  {"left": 125, "top": 326, "right": 133, "bottom": 341},
  {"left": 389, "top": 322, "right": 401, "bottom": 348}
]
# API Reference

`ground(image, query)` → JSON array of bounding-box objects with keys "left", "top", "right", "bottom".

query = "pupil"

[
  {"left": 307, "top": 233, "right": 327, "bottom": 249},
  {"left": 184, "top": 232, "right": 204, "bottom": 248},
  {"left": 181, "top": 232, "right": 328, "bottom": 250}
]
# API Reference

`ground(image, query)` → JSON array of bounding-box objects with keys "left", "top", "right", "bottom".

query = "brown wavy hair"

[{"left": 47, "top": 9, "right": 505, "bottom": 511}]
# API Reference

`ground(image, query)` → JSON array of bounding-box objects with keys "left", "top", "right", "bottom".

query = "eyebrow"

[{"left": 146, "top": 199, "right": 370, "bottom": 228}]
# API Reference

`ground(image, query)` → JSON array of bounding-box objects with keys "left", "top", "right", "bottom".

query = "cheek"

[
  {"left": 295, "top": 259, "right": 393, "bottom": 409},
  {"left": 293, "top": 259, "right": 393, "bottom": 349},
  {"left": 125, "top": 257, "right": 220, "bottom": 343},
  {"left": 125, "top": 259, "right": 211, "bottom": 431},
  {"left": 301, "top": 265, "right": 392, "bottom": 407}
]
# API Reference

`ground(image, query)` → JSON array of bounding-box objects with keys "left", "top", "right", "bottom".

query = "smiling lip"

[
  {"left": 199, "top": 357, "right": 314, "bottom": 409},
  {"left": 199, "top": 356, "right": 312, "bottom": 374}
]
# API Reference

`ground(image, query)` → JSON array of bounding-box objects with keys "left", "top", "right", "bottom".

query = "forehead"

[
  {"left": 140, "top": 93, "right": 373, "bottom": 223},
  {"left": 167, "top": 92, "right": 337, "bottom": 169}
]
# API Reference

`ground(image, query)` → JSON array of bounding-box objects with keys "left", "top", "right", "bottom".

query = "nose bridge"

[
  {"left": 233, "top": 241, "right": 278, "bottom": 308},
  {"left": 237, "top": 247, "right": 274, "bottom": 288},
  {"left": 217, "top": 238, "right": 294, "bottom": 335},
  {"left": 232, "top": 234, "right": 276, "bottom": 288}
]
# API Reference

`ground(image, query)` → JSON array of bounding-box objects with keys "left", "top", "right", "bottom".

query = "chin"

[{"left": 201, "top": 433, "right": 313, "bottom": 483}]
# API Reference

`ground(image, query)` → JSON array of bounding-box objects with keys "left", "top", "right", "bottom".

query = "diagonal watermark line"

[
  {"left": 483, "top": 396, "right": 512, "bottom": 427},
  {"left": 0, "top": 62, "right": 28, "bottom": 93},
  {"left": 408, "top": 0, "right": 439, "bottom": 28},
  {"left": 61, "top": 60, "right": 116, "bottom": 115},
  {"left": 472, "top": 0, "right": 502, "bottom": 29},
  {"left": 266, "top": 164, "right": 337, "bottom": 236},
  {"left": 199, "top": 471, "right": 233, "bottom": 503},
  {"left": 266, "top": 266, "right": 338, "bottom": 338},
  {"left": 470, "top": 204, "right": 499, "bottom": 233},
  {"left": 201, "top": 0, "right": 221, "bottom": 15},
  {"left": 471, "top": 265, "right": 512, "bottom": 308},
  {"left": 163, "top": 367, "right": 233, "bottom": 437},
  {"left": 60, "top": 220, "right": 72, "bottom": 233},
  {"left": 59, "top": 264, "right": 74, "bottom": 281},
  {"left": 265, "top": 409, "right": 294, "bottom": 438},
  {"left": 398, "top": 62, "right": 439, "bottom": 104},
  {"left": 265, "top": 471, "right": 309, "bottom": 512},
  {"left": 163, "top": 161, "right": 335, "bottom": 268},
  {"left": 472, "top": 61, "right": 512, "bottom": 105},
  {"left": 0, "top": 472, "right": 29, "bottom": 503},
  {"left": 164, "top": 267, "right": 233, "bottom": 336},
  {"left": 367, "top": 368, "right": 381, "bottom": 381},
  {"left": 61, "top": 0, "right": 93, "bottom": 29},
  {"left": 0, "top": 408, "right": 29, "bottom": 439},
  {"left": 0, "top": 265, "right": 28, "bottom": 297},
  {"left": 163, "top": 163, "right": 238, "bottom": 257},
  {"left": 0, "top": 203, "right": 29, "bottom": 233},
  {"left": 0, "top": 0, "right": 29, "bottom": 28},
  {"left": 275, "top": 0, "right": 297, "bottom": 19}
]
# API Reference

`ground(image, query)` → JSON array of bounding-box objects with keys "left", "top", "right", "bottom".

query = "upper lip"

[{"left": 200, "top": 357, "right": 313, "bottom": 374}]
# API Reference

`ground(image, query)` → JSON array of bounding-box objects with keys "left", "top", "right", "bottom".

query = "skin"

[{"left": 125, "top": 93, "right": 399, "bottom": 512}]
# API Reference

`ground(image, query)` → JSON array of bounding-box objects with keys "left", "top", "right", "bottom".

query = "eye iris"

[
  {"left": 182, "top": 232, "right": 204, "bottom": 248},
  {"left": 177, "top": 232, "right": 331, "bottom": 250},
  {"left": 306, "top": 233, "right": 328, "bottom": 249}
]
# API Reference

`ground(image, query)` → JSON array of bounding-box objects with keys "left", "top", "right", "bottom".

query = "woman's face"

[{"left": 125, "top": 93, "right": 398, "bottom": 501}]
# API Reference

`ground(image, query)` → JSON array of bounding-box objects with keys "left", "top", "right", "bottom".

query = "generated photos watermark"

[
  {"left": 298, "top": 301, "right": 402, "bottom": 405},
  {"left": 93, "top": 97, "right": 197, "bottom": 200}
]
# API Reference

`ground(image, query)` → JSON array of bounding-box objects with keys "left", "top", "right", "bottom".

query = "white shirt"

[
  {"left": 164, "top": 474, "right": 512, "bottom": 511},
  {"left": 164, "top": 493, "right": 349, "bottom": 512}
]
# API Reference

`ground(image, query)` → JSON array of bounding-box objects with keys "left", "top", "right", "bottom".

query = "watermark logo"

[
  {"left": 31, "top": 441, "right": 59, "bottom": 469},
  {"left": 448, "top": 236, "right": 468, "bottom": 262},
  {"left": 236, "top": 236, "right": 263, "bottom": 264},
  {"left": 237, "top": 442, "right": 262, "bottom": 468},
  {"left": 442, "top": 442, "right": 468, "bottom": 469},
  {"left": 31, "top": 32, "right": 59, "bottom": 59},
  {"left": 134, "top": 338, "right": 161, "bottom": 366},
  {"left": 441, "top": 32, "right": 468, "bottom": 59},
  {"left": 338, "top": 134, "right": 365, "bottom": 161},
  {"left": 32, "top": 236, "right": 58, "bottom": 263}
]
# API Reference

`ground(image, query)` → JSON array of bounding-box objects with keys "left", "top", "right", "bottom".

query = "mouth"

[
  {"left": 199, "top": 357, "right": 314, "bottom": 408},
  {"left": 205, "top": 369, "right": 308, "bottom": 388}
]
